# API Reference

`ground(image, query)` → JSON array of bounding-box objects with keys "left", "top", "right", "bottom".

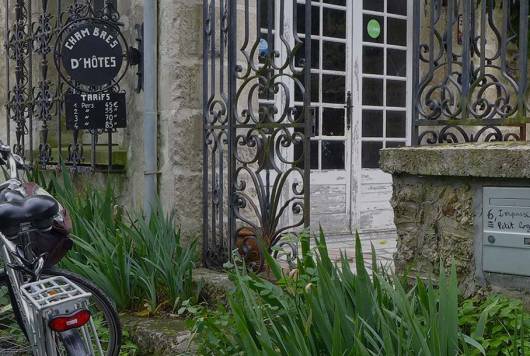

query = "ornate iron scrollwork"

[
  {"left": 203, "top": 0, "right": 311, "bottom": 269},
  {"left": 413, "top": 0, "right": 529, "bottom": 144},
  {"left": 6, "top": 0, "right": 32, "bottom": 158}
]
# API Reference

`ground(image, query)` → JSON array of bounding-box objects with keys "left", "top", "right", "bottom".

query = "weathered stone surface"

[
  {"left": 193, "top": 268, "right": 234, "bottom": 305},
  {"left": 121, "top": 316, "right": 196, "bottom": 355},
  {"left": 390, "top": 175, "right": 476, "bottom": 294},
  {"left": 381, "top": 143, "right": 530, "bottom": 297},
  {"left": 381, "top": 142, "right": 530, "bottom": 178},
  {"left": 121, "top": 269, "right": 232, "bottom": 355},
  {"left": 157, "top": 0, "right": 204, "bottom": 240}
]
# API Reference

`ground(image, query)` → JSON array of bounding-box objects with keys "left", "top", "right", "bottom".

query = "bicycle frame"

[
  {"left": 0, "top": 233, "right": 49, "bottom": 355},
  {"left": 0, "top": 146, "right": 100, "bottom": 355}
]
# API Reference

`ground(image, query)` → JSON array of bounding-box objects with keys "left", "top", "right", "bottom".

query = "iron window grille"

[{"left": 412, "top": 0, "right": 529, "bottom": 144}]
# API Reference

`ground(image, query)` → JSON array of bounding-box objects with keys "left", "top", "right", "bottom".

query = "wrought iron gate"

[
  {"left": 202, "top": 0, "right": 312, "bottom": 269},
  {"left": 413, "top": 0, "right": 529, "bottom": 144},
  {"left": 4, "top": 0, "right": 128, "bottom": 171}
]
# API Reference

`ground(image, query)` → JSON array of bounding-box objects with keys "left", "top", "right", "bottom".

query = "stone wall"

[
  {"left": 381, "top": 142, "right": 530, "bottom": 297},
  {"left": 390, "top": 175, "right": 476, "bottom": 295}
]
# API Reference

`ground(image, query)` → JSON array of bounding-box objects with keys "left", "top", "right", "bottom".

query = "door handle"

[{"left": 345, "top": 91, "right": 353, "bottom": 131}]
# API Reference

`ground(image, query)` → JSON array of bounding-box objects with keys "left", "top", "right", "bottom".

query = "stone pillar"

[
  {"left": 381, "top": 142, "right": 530, "bottom": 298},
  {"left": 158, "top": 0, "right": 203, "bottom": 238}
]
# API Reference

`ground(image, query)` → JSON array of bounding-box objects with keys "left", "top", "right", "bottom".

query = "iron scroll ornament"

[{"left": 53, "top": 18, "right": 131, "bottom": 93}]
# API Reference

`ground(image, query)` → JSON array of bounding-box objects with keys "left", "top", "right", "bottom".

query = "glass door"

[
  {"left": 353, "top": 0, "right": 412, "bottom": 232},
  {"left": 294, "top": 0, "right": 353, "bottom": 235}
]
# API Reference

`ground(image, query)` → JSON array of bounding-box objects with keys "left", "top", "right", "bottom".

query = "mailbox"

[{"left": 483, "top": 187, "right": 530, "bottom": 276}]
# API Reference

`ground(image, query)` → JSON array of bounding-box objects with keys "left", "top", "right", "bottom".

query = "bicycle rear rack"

[
  {"left": 18, "top": 276, "right": 95, "bottom": 355},
  {"left": 21, "top": 276, "right": 92, "bottom": 314}
]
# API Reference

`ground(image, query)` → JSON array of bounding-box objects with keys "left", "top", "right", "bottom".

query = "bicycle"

[{"left": 0, "top": 141, "right": 121, "bottom": 355}]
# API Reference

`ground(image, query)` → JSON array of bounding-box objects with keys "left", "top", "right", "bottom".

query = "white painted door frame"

[{"left": 350, "top": 0, "right": 414, "bottom": 233}]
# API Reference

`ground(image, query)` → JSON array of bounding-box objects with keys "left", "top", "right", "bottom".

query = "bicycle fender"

[{"left": 58, "top": 329, "right": 90, "bottom": 356}]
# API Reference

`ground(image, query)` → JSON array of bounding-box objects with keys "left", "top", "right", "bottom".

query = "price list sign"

[{"left": 65, "top": 92, "right": 127, "bottom": 130}]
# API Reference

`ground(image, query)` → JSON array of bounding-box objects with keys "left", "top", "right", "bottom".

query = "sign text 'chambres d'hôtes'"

[{"left": 61, "top": 23, "right": 124, "bottom": 87}]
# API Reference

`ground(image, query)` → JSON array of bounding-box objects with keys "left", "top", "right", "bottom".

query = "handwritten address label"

[
  {"left": 485, "top": 207, "right": 530, "bottom": 233},
  {"left": 65, "top": 92, "right": 126, "bottom": 130}
]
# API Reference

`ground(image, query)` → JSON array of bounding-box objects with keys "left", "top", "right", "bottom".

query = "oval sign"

[
  {"left": 367, "top": 19, "right": 381, "bottom": 39},
  {"left": 60, "top": 23, "right": 124, "bottom": 87}
]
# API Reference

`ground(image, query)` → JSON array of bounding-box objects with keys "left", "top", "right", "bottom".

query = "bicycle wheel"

[
  {"left": 0, "top": 272, "right": 30, "bottom": 355},
  {"left": 43, "top": 268, "right": 122, "bottom": 356}
]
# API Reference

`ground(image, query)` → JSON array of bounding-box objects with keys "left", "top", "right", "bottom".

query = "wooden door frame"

[{"left": 350, "top": 0, "right": 415, "bottom": 233}]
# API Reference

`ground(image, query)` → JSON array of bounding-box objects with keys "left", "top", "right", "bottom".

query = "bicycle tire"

[
  {"left": 0, "top": 270, "right": 30, "bottom": 354},
  {"left": 1, "top": 268, "right": 122, "bottom": 356}
]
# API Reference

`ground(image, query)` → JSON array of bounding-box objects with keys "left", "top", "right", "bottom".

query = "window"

[
  {"left": 361, "top": 0, "right": 408, "bottom": 168},
  {"left": 295, "top": 0, "right": 348, "bottom": 171}
]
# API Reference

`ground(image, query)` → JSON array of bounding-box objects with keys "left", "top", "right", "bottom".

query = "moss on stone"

[
  {"left": 381, "top": 142, "right": 530, "bottom": 179},
  {"left": 121, "top": 316, "right": 196, "bottom": 355}
]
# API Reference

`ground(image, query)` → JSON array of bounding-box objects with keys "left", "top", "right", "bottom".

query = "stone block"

[
  {"left": 172, "top": 172, "right": 203, "bottom": 240},
  {"left": 381, "top": 142, "right": 530, "bottom": 179}
]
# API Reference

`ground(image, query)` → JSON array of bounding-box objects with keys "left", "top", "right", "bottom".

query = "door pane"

[
  {"left": 297, "top": 4, "right": 320, "bottom": 35},
  {"left": 388, "top": 0, "right": 408, "bottom": 15},
  {"left": 322, "top": 75, "right": 345, "bottom": 104},
  {"left": 296, "top": 40, "right": 320, "bottom": 69},
  {"left": 324, "top": 0, "right": 346, "bottom": 5},
  {"left": 387, "top": 18, "right": 407, "bottom": 46},
  {"left": 362, "top": 142, "right": 383, "bottom": 168},
  {"left": 363, "top": 15, "right": 384, "bottom": 44},
  {"left": 323, "top": 41, "right": 346, "bottom": 71},
  {"left": 386, "top": 80, "right": 406, "bottom": 107},
  {"left": 387, "top": 49, "right": 407, "bottom": 77},
  {"left": 322, "top": 141, "right": 345, "bottom": 170},
  {"left": 322, "top": 108, "right": 345, "bottom": 136},
  {"left": 363, "top": 46, "right": 384, "bottom": 75},
  {"left": 362, "top": 78, "right": 383, "bottom": 106},
  {"left": 387, "top": 111, "right": 407, "bottom": 138},
  {"left": 93, "top": 0, "right": 117, "bottom": 11},
  {"left": 323, "top": 8, "right": 346, "bottom": 38},
  {"left": 387, "top": 141, "right": 406, "bottom": 148},
  {"left": 363, "top": 0, "right": 383, "bottom": 12},
  {"left": 295, "top": 140, "right": 319, "bottom": 169},
  {"left": 295, "top": 73, "right": 319, "bottom": 102},
  {"left": 362, "top": 110, "right": 383, "bottom": 137}
]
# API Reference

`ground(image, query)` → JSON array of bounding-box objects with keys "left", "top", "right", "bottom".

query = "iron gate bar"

[
  {"left": 202, "top": 0, "right": 311, "bottom": 268},
  {"left": 228, "top": 0, "right": 236, "bottom": 263},
  {"left": 413, "top": 0, "right": 530, "bottom": 145}
]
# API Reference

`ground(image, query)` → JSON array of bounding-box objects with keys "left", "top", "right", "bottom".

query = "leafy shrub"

[
  {"left": 193, "top": 231, "right": 530, "bottom": 356},
  {"left": 459, "top": 295, "right": 530, "bottom": 355},
  {"left": 36, "top": 169, "right": 198, "bottom": 313}
]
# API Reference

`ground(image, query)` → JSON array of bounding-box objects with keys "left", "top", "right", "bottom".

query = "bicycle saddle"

[{"left": 0, "top": 190, "right": 59, "bottom": 237}]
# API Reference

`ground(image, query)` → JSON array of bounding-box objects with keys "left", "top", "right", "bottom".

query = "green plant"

[
  {"left": 124, "top": 205, "right": 197, "bottom": 312},
  {"left": 194, "top": 230, "right": 530, "bottom": 355},
  {"left": 459, "top": 295, "right": 530, "bottom": 355},
  {"left": 120, "top": 329, "right": 140, "bottom": 356},
  {"left": 37, "top": 169, "right": 198, "bottom": 313},
  {"left": 193, "top": 230, "right": 487, "bottom": 355}
]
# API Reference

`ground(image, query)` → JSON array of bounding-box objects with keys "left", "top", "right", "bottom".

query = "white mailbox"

[{"left": 483, "top": 187, "right": 530, "bottom": 276}]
